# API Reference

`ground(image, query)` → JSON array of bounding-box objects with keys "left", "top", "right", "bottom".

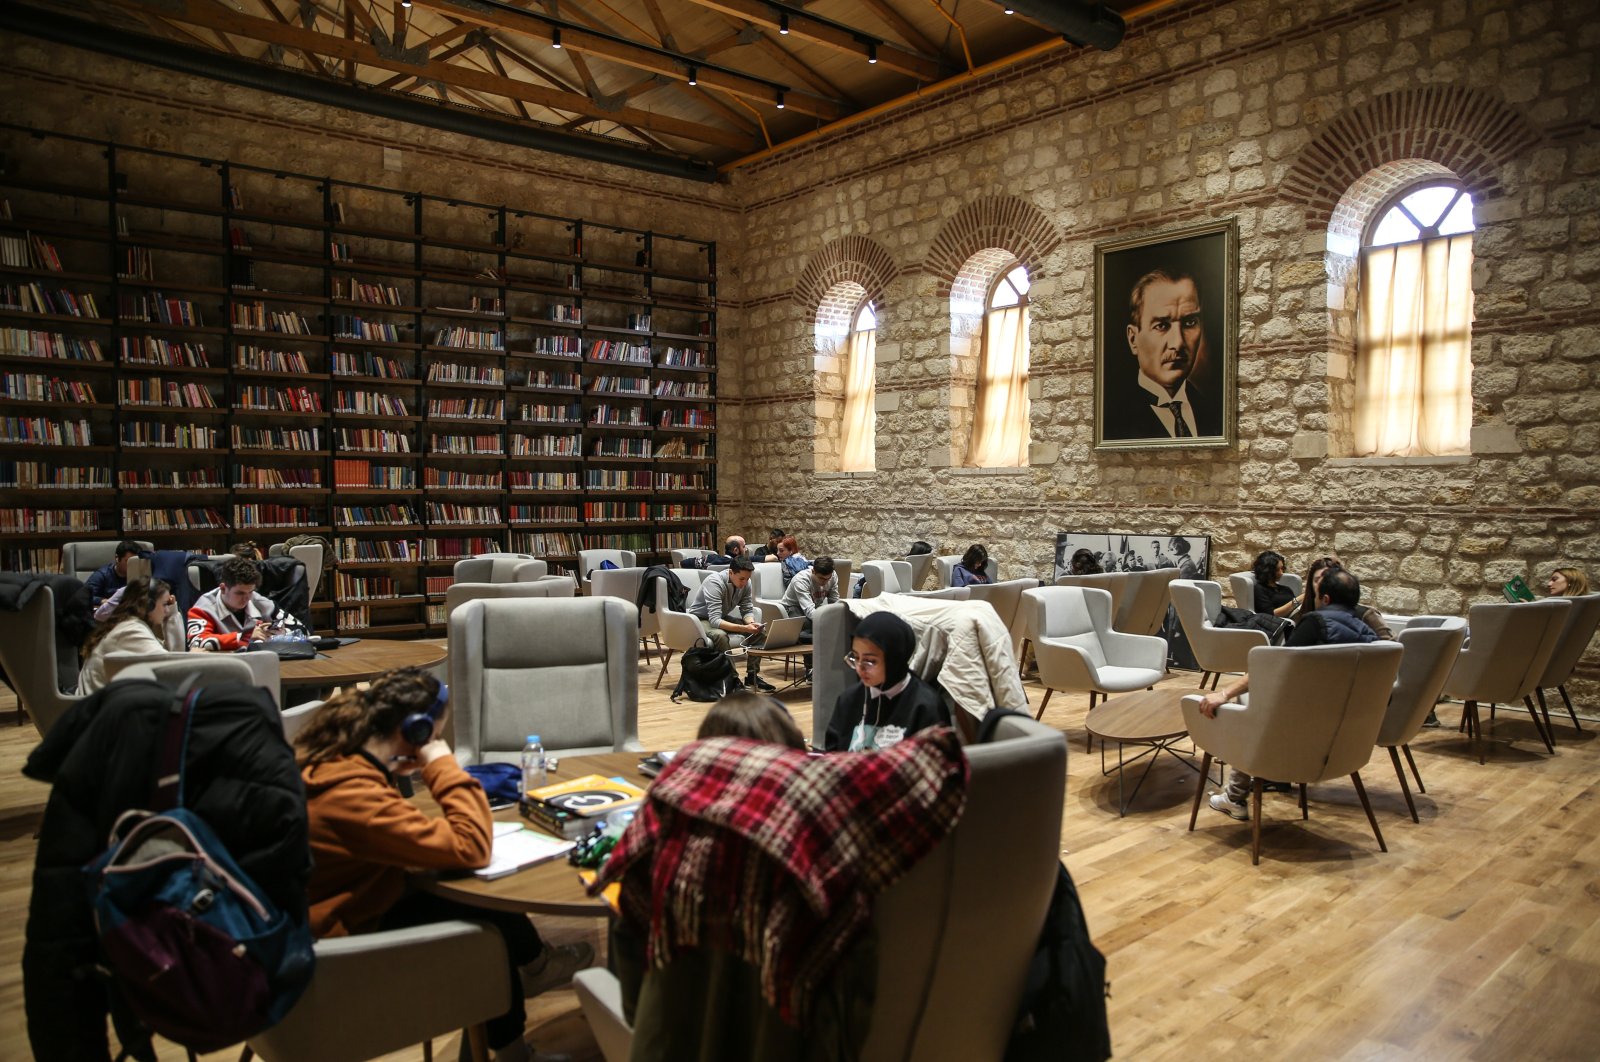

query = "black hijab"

[{"left": 855, "top": 611, "right": 917, "bottom": 689}]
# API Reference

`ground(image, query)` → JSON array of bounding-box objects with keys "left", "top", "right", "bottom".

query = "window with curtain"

[
  {"left": 839, "top": 300, "right": 876, "bottom": 472},
  {"left": 967, "top": 263, "right": 1031, "bottom": 467},
  {"left": 1355, "top": 183, "right": 1475, "bottom": 456}
]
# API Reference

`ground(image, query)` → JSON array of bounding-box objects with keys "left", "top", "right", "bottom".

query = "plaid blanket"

[{"left": 591, "top": 728, "right": 968, "bottom": 1025}]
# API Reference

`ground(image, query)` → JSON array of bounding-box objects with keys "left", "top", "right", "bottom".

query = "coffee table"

[
  {"left": 278, "top": 637, "right": 447, "bottom": 692},
  {"left": 744, "top": 644, "right": 814, "bottom": 694},
  {"left": 1085, "top": 687, "right": 1212, "bottom": 816},
  {"left": 417, "top": 751, "right": 648, "bottom": 917}
]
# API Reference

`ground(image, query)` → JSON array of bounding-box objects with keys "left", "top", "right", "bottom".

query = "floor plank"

[{"left": 0, "top": 661, "right": 1596, "bottom": 1060}]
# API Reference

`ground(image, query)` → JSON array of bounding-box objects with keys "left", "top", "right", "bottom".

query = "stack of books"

[{"left": 520, "top": 774, "right": 646, "bottom": 840}]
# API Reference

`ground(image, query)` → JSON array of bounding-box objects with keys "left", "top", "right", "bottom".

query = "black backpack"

[
  {"left": 671, "top": 641, "right": 739, "bottom": 702},
  {"left": 1006, "top": 862, "right": 1113, "bottom": 1062}
]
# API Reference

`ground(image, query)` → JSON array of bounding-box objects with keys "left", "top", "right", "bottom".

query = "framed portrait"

[
  {"left": 1053, "top": 531, "right": 1210, "bottom": 581},
  {"left": 1094, "top": 218, "right": 1238, "bottom": 450}
]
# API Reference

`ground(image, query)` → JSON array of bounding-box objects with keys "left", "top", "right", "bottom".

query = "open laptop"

[{"left": 754, "top": 615, "right": 807, "bottom": 651}]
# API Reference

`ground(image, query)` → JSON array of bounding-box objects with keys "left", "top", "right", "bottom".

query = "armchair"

[
  {"left": 1376, "top": 619, "right": 1467, "bottom": 821},
  {"left": 903, "top": 551, "right": 935, "bottom": 591},
  {"left": 0, "top": 585, "right": 77, "bottom": 736},
  {"left": 749, "top": 562, "right": 788, "bottom": 623},
  {"left": 1022, "top": 587, "right": 1166, "bottom": 735},
  {"left": 860, "top": 560, "right": 913, "bottom": 598},
  {"left": 1227, "top": 570, "right": 1303, "bottom": 612},
  {"left": 1534, "top": 593, "right": 1600, "bottom": 736},
  {"left": 966, "top": 578, "right": 1042, "bottom": 661},
  {"left": 1183, "top": 642, "right": 1404, "bottom": 864},
  {"left": 576, "top": 548, "right": 637, "bottom": 595},
  {"left": 1441, "top": 599, "right": 1570, "bottom": 763},
  {"left": 452, "top": 553, "right": 538, "bottom": 585},
  {"left": 443, "top": 577, "right": 575, "bottom": 624},
  {"left": 650, "top": 569, "right": 714, "bottom": 689},
  {"left": 670, "top": 547, "right": 716, "bottom": 567},
  {"left": 1170, "top": 579, "right": 1267, "bottom": 689},
  {"left": 933, "top": 554, "right": 1001, "bottom": 588},
  {"left": 269, "top": 542, "right": 326, "bottom": 601},
  {"left": 106, "top": 650, "right": 283, "bottom": 708},
  {"left": 62, "top": 539, "right": 153, "bottom": 584},
  {"left": 449, "top": 597, "right": 641, "bottom": 762}
]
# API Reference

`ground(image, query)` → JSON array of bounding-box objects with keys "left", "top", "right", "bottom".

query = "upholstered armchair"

[
  {"left": 1375, "top": 618, "right": 1467, "bottom": 821},
  {"left": 1170, "top": 579, "right": 1267, "bottom": 689}
]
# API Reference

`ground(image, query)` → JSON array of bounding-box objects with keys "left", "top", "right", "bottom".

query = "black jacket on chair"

[{"left": 22, "top": 680, "right": 310, "bottom": 1061}]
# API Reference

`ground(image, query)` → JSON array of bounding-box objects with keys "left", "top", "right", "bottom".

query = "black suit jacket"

[{"left": 1104, "top": 380, "right": 1222, "bottom": 441}]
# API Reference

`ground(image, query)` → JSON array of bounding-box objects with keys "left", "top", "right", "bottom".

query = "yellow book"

[{"left": 526, "top": 773, "right": 647, "bottom": 817}]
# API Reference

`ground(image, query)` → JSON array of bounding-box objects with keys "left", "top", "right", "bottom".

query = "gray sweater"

[
  {"left": 687, "top": 569, "right": 755, "bottom": 626},
  {"left": 782, "top": 568, "right": 839, "bottom": 618}
]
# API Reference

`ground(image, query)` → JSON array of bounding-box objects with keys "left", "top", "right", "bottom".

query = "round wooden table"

[
  {"left": 278, "top": 637, "right": 447, "bottom": 691},
  {"left": 417, "top": 751, "right": 648, "bottom": 917},
  {"left": 1086, "top": 687, "right": 1209, "bottom": 816}
]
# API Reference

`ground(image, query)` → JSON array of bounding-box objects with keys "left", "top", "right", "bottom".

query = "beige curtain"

[
  {"left": 1355, "top": 234, "right": 1473, "bottom": 456},
  {"left": 968, "top": 304, "right": 1030, "bottom": 467},
  {"left": 839, "top": 327, "right": 876, "bottom": 472}
]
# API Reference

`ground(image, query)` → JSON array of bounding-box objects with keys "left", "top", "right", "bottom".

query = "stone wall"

[{"left": 719, "top": 0, "right": 1600, "bottom": 691}]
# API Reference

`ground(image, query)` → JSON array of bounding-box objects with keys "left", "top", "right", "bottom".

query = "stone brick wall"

[{"left": 720, "top": 0, "right": 1600, "bottom": 692}]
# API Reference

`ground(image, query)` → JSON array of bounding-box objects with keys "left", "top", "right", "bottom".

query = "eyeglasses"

[{"left": 843, "top": 651, "right": 882, "bottom": 670}]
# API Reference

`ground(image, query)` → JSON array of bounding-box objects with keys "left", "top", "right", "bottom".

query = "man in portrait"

[{"left": 1108, "top": 269, "right": 1223, "bottom": 440}]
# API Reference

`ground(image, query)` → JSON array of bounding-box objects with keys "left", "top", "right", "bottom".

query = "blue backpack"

[{"left": 85, "top": 689, "right": 315, "bottom": 1052}]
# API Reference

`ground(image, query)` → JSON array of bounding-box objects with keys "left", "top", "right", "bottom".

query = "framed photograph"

[
  {"left": 1094, "top": 218, "right": 1238, "bottom": 450},
  {"left": 1053, "top": 532, "right": 1210, "bottom": 581}
]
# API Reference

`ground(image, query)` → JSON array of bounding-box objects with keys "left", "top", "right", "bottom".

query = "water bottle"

[{"left": 521, "top": 734, "right": 546, "bottom": 796}]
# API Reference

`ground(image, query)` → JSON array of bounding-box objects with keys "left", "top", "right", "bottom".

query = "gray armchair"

[
  {"left": 1376, "top": 618, "right": 1467, "bottom": 821},
  {"left": 860, "top": 560, "right": 913, "bottom": 598},
  {"left": 1534, "top": 593, "right": 1600, "bottom": 736},
  {"left": 573, "top": 715, "right": 1067, "bottom": 1062},
  {"left": 933, "top": 554, "right": 1001, "bottom": 588},
  {"left": 576, "top": 548, "right": 638, "bottom": 595},
  {"left": 1170, "top": 579, "right": 1268, "bottom": 689},
  {"left": 449, "top": 596, "right": 641, "bottom": 763},
  {"left": 1023, "top": 585, "right": 1166, "bottom": 729},
  {"left": 903, "top": 552, "right": 935, "bottom": 591},
  {"left": 452, "top": 553, "right": 539, "bottom": 585},
  {"left": 1442, "top": 599, "right": 1570, "bottom": 763},
  {"left": 671, "top": 548, "right": 716, "bottom": 567},
  {"left": 62, "top": 539, "right": 153, "bottom": 583},
  {"left": 0, "top": 585, "right": 78, "bottom": 736},
  {"left": 443, "top": 577, "right": 574, "bottom": 624},
  {"left": 1115, "top": 568, "right": 1181, "bottom": 637},
  {"left": 1227, "top": 570, "right": 1303, "bottom": 612},
  {"left": 270, "top": 541, "right": 326, "bottom": 600},
  {"left": 966, "top": 578, "right": 1042, "bottom": 660},
  {"left": 107, "top": 650, "right": 283, "bottom": 707}
]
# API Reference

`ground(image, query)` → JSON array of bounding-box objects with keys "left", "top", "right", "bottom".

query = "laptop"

[{"left": 755, "top": 615, "right": 807, "bottom": 651}]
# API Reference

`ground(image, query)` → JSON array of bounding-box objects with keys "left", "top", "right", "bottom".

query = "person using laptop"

[
  {"left": 687, "top": 557, "right": 775, "bottom": 692},
  {"left": 781, "top": 555, "right": 838, "bottom": 644}
]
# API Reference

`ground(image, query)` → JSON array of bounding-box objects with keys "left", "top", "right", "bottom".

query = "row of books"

[
  {"left": 333, "top": 278, "right": 407, "bottom": 305},
  {"left": 512, "top": 435, "right": 581, "bottom": 457},
  {"left": 588, "top": 341, "right": 651, "bottom": 365},
  {"left": 119, "top": 379, "right": 219, "bottom": 408},
  {"left": 237, "top": 346, "right": 310, "bottom": 373},
  {"left": 660, "top": 409, "right": 714, "bottom": 428},
  {"left": 1, "top": 283, "right": 101, "bottom": 318},
  {"left": 122, "top": 470, "right": 224, "bottom": 488},
  {"left": 232, "top": 505, "right": 318, "bottom": 526},
  {"left": 653, "top": 379, "right": 711, "bottom": 398},
  {"left": 238, "top": 385, "right": 324, "bottom": 412},
  {"left": 0, "top": 233, "right": 65, "bottom": 272},
  {"left": 2, "top": 416, "right": 93, "bottom": 445},
  {"left": 335, "top": 537, "right": 421, "bottom": 562},
  {"left": 533, "top": 336, "right": 582, "bottom": 357},
  {"left": 652, "top": 504, "right": 713, "bottom": 519},
  {"left": 431, "top": 433, "right": 503, "bottom": 455},
  {"left": 333, "top": 458, "right": 415, "bottom": 488},
  {"left": 233, "top": 427, "right": 323, "bottom": 450},
  {"left": 334, "top": 572, "right": 405, "bottom": 601},
  {"left": 122, "top": 336, "right": 212, "bottom": 367},
  {"left": 584, "top": 502, "right": 647, "bottom": 521},
  {"left": 518, "top": 403, "right": 581, "bottom": 424},
  {"left": 338, "top": 429, "right": 411, "bottom": 452},
  {"left": 119, "top": 424, "right": 219, "bottom": 448},
  {"left": 1, "top": 329, "right": 105, "bottom": 361},
  {"left": 590, "top": 404, "right": 649, "bottom": 427},
  {"left": 425, "top": 470, "right": 501, "bottom": 489},
  {"left": 333, "top": 351, "right": 411, "bottom": 378},
  {"left": 430, "top": 398, "right": 504, "bottom": 419},
  {"left": 333, "top": 315, "right": 403, "bottom": 342},
  {"left": 427, "top": 363, "right": 504, "bottom": 385},
  {"left": 514, "top": 505, "right": 580, "bottom": 522},
  {"left": 234, "top": 468, "right": 321, "bottom": 488},
  {"left": 121, "top": 508, "right": 227, "bottom": 531},
  {"left": 0, "top": 508, "right": 100, "bottom": 533},
  {"left": 234, "top": 303, "right": 314, "bottom": 334},
  {"left": 593, "top": 439, "right": 652, "bottom": 458},
  {"left": 119, "top": 293, "right": 204, "bottom": 326},
  {"left": 591, "top": 376, "right": 650, "bottom": 395},
  {"left": 513, "top": 471, "right": 579, "bottom": 489},
  {"left": 1, "top": 461, "right": 112, "bottom": 489},
  {"left": 1, "top": 547, "right": 64, "bottom": 571},
  {"left": 336, "top": 391, "right": 410, "bottom": 415},
  {"left": 432, "top": 327, "right": 502, "bottom": 350},
  {"left": 425, "top": 504, "right": 500, "bottom": 525},
  {"left": 1, "top": 373, "right": 99, "bottom": 403},
  {"left": 335, "top": 504, "right": 421, "bottom": 525}
]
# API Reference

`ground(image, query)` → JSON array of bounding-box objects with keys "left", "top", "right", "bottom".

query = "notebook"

[{"left": 473, "top": 824, "right": 575, "bottom": 880}]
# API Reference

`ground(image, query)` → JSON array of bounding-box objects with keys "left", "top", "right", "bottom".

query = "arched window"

[
  {"left": 967, "top": 262, "right": 1031, "bottom": 467},
  {"left": 839, "top": 298, "right": 877, "bottom": 472},
  {"left": 1355, "top": 182, "right": 1475, "bottom": 456}
]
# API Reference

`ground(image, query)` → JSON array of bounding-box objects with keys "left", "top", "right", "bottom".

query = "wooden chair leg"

[
  {"left": 423, "top": 1039, "right": 433, "bottom": 1062},
  {"left": 1018, "top": 638, "right": 1031, "bottom": 676},
  {"left": 1350, "top": 770, "right": 1386, "bottom": 853},
  {"left": 1188, "top": 751, "right": 1212, "bottom": 831},
  {"left": 1465, "top": 700, "right": 1485, "bottom": 764},
  {"left": 1034, "top": 687, "right": 1053, "bottom": 722},
  {"left": 1299, "top": 782, "right": 1308, "bottom": 820},
  {"left": 1558, "top": 684, "right": 1581, "bottom": 731},
  {"left": 1401, "top": 743, "right": 1425, "bottom": 794},
  {"left": 238, "top": 1049, "right": 255, "bottom": 1062},
  {"left": 1388, "top": 745, "right": 1418, "bottom": 823},
  {"left": 1210, "top": 672, "right": 1223, "bottom": 690},
  {"left": 1535, "top": 688, "right": 1555, "bottom": 740},
  {"left": 1250, "top": 776, "right": 1263, "bottom": 866},
  {"left": 653, "top": 649, "right": 674, "bottom": 689},
  {"left": 466, "top": 1023, "right": 490, "bottom": 1062},
  {"left": 1198, "top": 670, "right": 1211, "bottom": 689},
  {"left": 1525, "top": 695, "right": 1555, "bottom": 754}
]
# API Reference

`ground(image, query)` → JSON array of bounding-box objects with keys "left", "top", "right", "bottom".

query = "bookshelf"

[{"left": 0, "top": 124, "right": 718, "bottom": 635}]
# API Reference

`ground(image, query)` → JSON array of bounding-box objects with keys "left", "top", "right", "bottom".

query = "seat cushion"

[{"left": 1092, "top": 665, "right": 1165, "bottom": 693}]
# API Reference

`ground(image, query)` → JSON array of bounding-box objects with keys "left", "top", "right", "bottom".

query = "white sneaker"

[
  {"left": 519, "top": 941, "right": 595, "bottom": 998},
  {"left": 1208, "top": 792, "right": 1250, "bottom": 821}
]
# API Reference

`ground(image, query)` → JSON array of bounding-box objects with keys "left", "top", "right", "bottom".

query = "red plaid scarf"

[{"left": 591, "top": 728, "right": 968, "bottom": 1025}]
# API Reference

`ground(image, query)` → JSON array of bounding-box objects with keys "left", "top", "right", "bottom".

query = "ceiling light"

[
  {"left": 401, "top": 0, "right": 411, "bottom": 7},
  {"left": 867, "top": 42, "right": 878, "bottom": 64},
  {"left": 779, "top": 11, "right": 789, "bottom": 34},
  {"left": 775, "top": 92, "right": 785, "bottom": 109},
  {"left": 551, "top": 28, "right": 561, "bottom": 48},
  {"left": 687, "top": 65, "right": 698, "bottom": 86}
]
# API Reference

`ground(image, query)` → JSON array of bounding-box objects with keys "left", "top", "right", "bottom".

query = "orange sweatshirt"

[{"left": 302, "top": 750, "right": 493, "bottom": 939}]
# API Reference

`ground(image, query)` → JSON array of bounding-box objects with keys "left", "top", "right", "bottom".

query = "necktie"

[{"left": 1163, "top": 401, "right": 1191, "bottom": 438}]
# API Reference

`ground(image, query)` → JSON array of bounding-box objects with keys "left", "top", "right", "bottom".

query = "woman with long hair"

[
  {"left": 951, "top": 543, "right": 992, "bottom": 587},
  {"left": 698, "top": 689, "right": 807, "bottom": 750},
  {"left": 1545, "top": 567, "right": 1590, "bottom": 597},
  {"left": 296, "top": 667, "right": 590, "bottom": 1062},
  {"left": 75, "top": 577, "right": 177, "bottom": 696},
  {"left": 1252, "top": 550, "right": 1297, "bottom": 618}
]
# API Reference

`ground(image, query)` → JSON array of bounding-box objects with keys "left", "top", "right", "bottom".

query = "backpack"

[
  {"left": 85, "top": 688, "right": 315, "bottom": 1052},
  {"left": 1005, "top": 862, "right": 1113, "bottom": 1062},
  {"left": 671, "top": 641, "right": 740, "bottom": 702}
]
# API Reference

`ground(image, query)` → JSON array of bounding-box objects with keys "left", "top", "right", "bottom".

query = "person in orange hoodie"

[{"left": 296, "top": 667, "right": 590, "bottom": 1062}]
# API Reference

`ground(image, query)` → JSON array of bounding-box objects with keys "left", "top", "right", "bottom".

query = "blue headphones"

[{"left": 400, "top": 682, "right": 449, "bottom": 746}]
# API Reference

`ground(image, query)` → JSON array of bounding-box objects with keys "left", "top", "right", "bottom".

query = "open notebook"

[{"left": 474, "top": 822, "right": 576, "bottom": 880}]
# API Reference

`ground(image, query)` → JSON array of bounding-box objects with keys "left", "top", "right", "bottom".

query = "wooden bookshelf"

[{"left": 0, "top": 124, "right": 718, "bottom": 633}]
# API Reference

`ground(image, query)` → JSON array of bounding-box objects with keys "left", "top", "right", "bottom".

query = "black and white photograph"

[
  {"left": 1095, "top": 218, "right": 1238, "bottom": 450},
  {"left": 1053, "top": 531, "right": 1211, "bottom": 581}
]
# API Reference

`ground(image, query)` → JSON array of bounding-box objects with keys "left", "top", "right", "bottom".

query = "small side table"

[{"left": 1085, "top": 687, "right": 1213, "bottom": 815}]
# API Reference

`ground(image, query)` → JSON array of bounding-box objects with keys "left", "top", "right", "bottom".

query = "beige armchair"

[
  {"left": 967, "top": 577, "right": 1042, "bottom": 661},
  {"left": 1442, "top": 599, "right": 1570, "bottom": 763},
  {"left": 449, "top": 596, "right": 641, "bottom": 762},
  {"left": 1182, "top": 642, "right": 1404, "bottom": 865},
  {"left": 1115, "top": 568, "right": 1181, "bottom": 637},
  {"left": 452, "top": 553, "right": 540, "bottom": 584},
  {"left": 1376, "top": 618, "right": 1467, "bottom": 822},
  {"left": 0, "top": 585, "right": 78, "bottom": 736},
  {"left": 1534, "top": 593, "right": 1600, "bottom": 737},
  {"left": 860, "top": 560, "right": 913, "bottom": 598},
  {"left": 1170, "top": 579, "right": 1268, "bottom": 690},
  {"left": 269, "top": 541, "right": 326, "bottom": 600},
  {"left": 933, "top": 554, "right": 1001, "bottom": 588},
  {"left": 106, "top": 650, "right": 283, "bottom": 707},
  {"left": 650, "top": 569, "right": 714, "bottom": 689},
  {"left": 1227, "top": 570, "right": 1303, "bottom": 611},
  {"left": 749, "top": 562, "right": 788, "bottom": 623},
  {"left": 903, "top": 552, "right": 935, "bottom": 591},
  {"left": 62, "top": 539, "right": 153, "bottom": 584},
  {"left": 443, "top": 576, "right": 575, "bottom": 624},
  {"left": 670, "top": 547, "right": 716, "bottom": 567},
  {"left": 243, "top": 921, "right": 509, "bottom": 1062},
  {"left": 576, "top": 548, "right": 638, "bottom": 595},
  {"left": 1022, "top": 586, "right": 1166, "bottom": 731},
  {"left": 573, "top": 715, "right": 1068, "bottom": 1062}
]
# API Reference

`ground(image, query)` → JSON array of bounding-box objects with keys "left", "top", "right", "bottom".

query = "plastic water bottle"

[{"left": 521, "top": 734, "right": 547, "bottom": 796}]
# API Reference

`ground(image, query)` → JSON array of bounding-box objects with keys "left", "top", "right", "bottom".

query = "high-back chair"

[
  {"left": 244, "top": 921, "right": 509, "bottom": 1062},
  {"left": 106, "top": 650, "right": 283, "bottom": 708},
  {"left": 903, "top": 552, "right": 935, "bottom": 591},
  {"left": 966, "top": 578, "right": 1042, "bottom": 660},
  {"left": 1442, "top": 599, "right": 1571, "bottom": 763},
  {"left": 449, "top": 597, "right": 641, "bottom": 762},
  {"left": 269, "top": 542, "right": 326, "bottom": 600},
  {"left": 589, "top": 566, "right": 648, "bottom": 606},
  {"left": 61, "top": 540, "right": 153, "bottom": 584},
  {"left": 452, "top": 553, "right": 538, "bottom": 585},
  {"left": 860, "top": 560, "right": 913, "bottom": 598},
  {"left": 933, "top": 554, "right": 1001, "bottom": 588},
  {"left": 0, "top": 584, "right": 78, "bottom": 736},
  {"left": 1227, "top": 570, "right": 1303, "bottom": 611},
  {"left": 576, "top": 548, "right": 638, "bottom": 595},
  {"left": 671, "top": 547, "right": 716, "bottom": 567},
  {"left": 443, "top": 577, "right": 574, "bottom": 623},
  {"left": 1534, "top": 593, "right": 1600, "bottom": 736},
  {"left": 1116, "top": 568, "right": 1181, "bottom": 637},
  {"left": 1182, "top": 642, "right": 1405, "bottom": 864},
  {"left": 1376, "top": 619, "right": 1468, "bottom": 821},
  {"left": 907, "top": 587, "right": 971, "bottom": 601},
  {"left": 650, "top": 569, "right": 714, "bottom": 689},
  {"left": 279, "top": 698, "right": 323, "bottom": 744},
  {"left": 749, "top": 562, "right": 788, "bottom": 623},
  {"left": 1023, "top": 585, "right": 1168, "bottom": 732},
  {"left": 573, "top": 716, "right": 1068, "bottom": 1062},
  {"left": 1169, "top": 579, "right": 1268, "bottom": 689}
]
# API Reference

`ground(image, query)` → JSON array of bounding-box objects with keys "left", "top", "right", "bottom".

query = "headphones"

[{"left": 400, "top": 682, "right": 449, "bottom": 746}]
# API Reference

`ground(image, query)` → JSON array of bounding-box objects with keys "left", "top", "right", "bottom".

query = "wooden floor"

[{"left": 2, "top": 658, "right": 1598, "bottom": 1060}]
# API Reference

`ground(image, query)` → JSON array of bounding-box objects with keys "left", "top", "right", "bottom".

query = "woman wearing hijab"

[{"left": 824, "top": 611, "right": 951, "bottom": 752}]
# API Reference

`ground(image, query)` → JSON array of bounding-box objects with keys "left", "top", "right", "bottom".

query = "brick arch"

[
  {"left": 793, "top": 235, "right": 899, "bottom": 322},
  {"left": 1281, "top": 86, "right": 1542, "bottom": 228},
  {"left": 925, "top": 195, "right": 1061, "bottom": 297}
]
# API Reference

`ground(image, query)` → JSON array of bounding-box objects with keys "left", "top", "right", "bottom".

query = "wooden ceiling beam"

[
  {"left": 638, "top": 0, "right": 677, "bottom": 50},
  {"left": 370, "top": 21, "right": 477, "bottom": 88},
  {"left": 105, "top": 0, "right": 755, "bottom": 149},
  {"left": 753, "top": 34, "right": 852, "bottom": 104},
  {"left": 405, "top": 0, "right": 842, "bottom": 119},
  {"left": 857, "top": 0, "right": 944, "bottom": 58},
  {"left": 675, "top": 0, "right": 944, "bottom": 81},
  {"left": 258, "top": 0, "right": 331, "bottom": 75}
]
